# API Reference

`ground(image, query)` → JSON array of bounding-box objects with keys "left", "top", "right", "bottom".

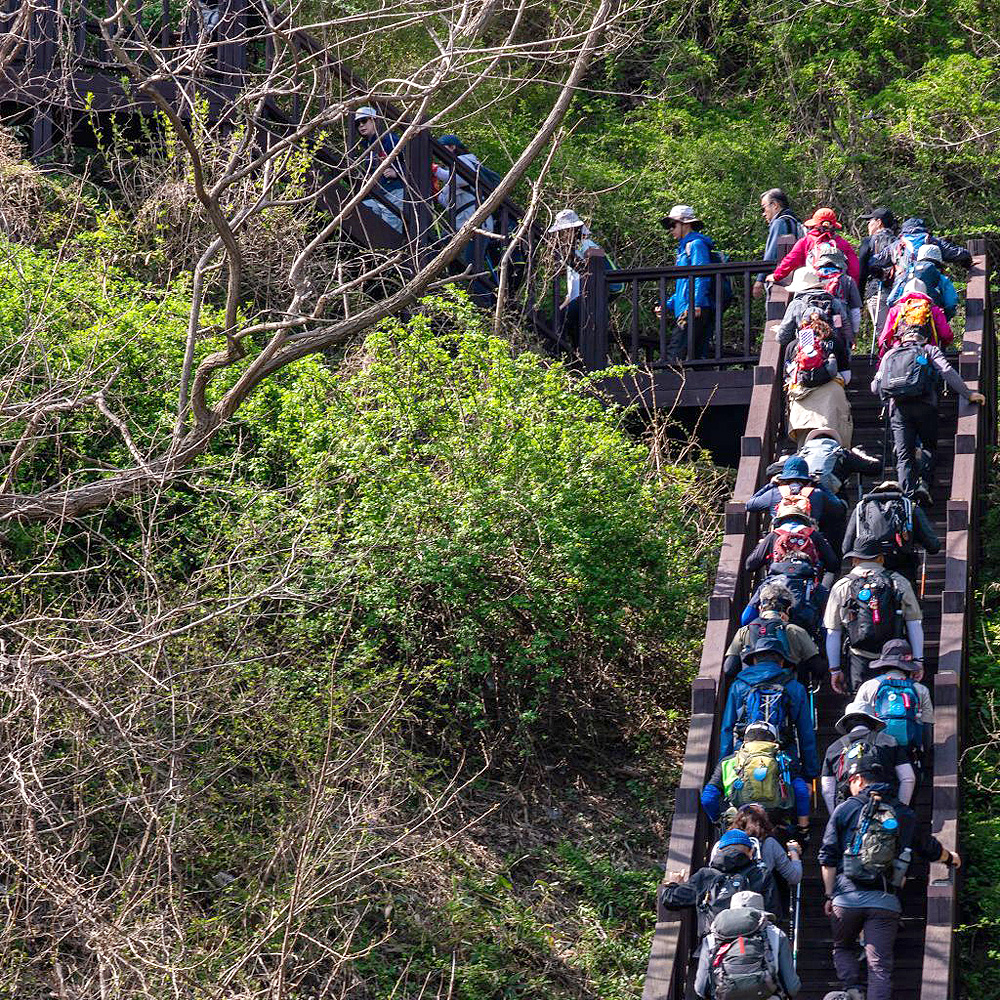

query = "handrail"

[
  {"left": 920, "top": 240, "right": 994, "bottom": 999},
  {"left": 641, "top": 235, "right": 796, "bottom": 999}
]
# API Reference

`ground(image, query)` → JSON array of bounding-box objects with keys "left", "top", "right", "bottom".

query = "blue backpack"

[
  {"left": 738, "top": 682, "right": 789, "bottom": 743},
  {"left": 888, "top": 259, "right": 944, "bottom": 309},
  {"left": 873, "top": 677, "right": 922, "bottom": 749},
  {"left": 894, "top": 230, "right": 930, "bottom": 274}
]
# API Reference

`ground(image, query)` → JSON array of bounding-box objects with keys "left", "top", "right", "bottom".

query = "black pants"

[
  {"left": 889, "top": 399, "right": 938, "bottom": 497},
  {"left": 666, "top": 310, "right": 714, "bottom": 362},
  {"left": 831, "top": 905, "right": 900, "bottom": 1000},
  {"left": 847, "top": 650, "right": 880, "bottom": 694},
  {"left": 556, "top": 298, "right": 581, "bottom": 349}
]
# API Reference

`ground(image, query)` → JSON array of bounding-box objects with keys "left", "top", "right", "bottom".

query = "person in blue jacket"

[
  {"left": 657, "top": 204, "right": 720, "bottom": 362},
  {"left": 719, "top": 634, "right": 820, "bottom": 782},
  {"left": 753, "top": 188, "right": 803, "bottom": 300},
  {"left": 885, "top": 242, "right": 959, "bottom": 319},
  {"left": 355, "top": 106, "right": 406, "bottom": 233},
  {"left": 746, "top": 455, "right": 848, "bottom": 556}
]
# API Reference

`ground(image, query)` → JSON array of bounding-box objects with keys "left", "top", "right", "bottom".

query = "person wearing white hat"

[
  {"left": 774, "top": 267, "right": 854, "bottom": 447},
  {"left": 656, "top": 205, "right": 725, "bottom": 362},
  {"left": 354, "top": 106, "right": 406, "bottom": 233},
  {"left": 694, "top": 887, "right": 800, "bottom": 998},
  {"left": 545, "top": 209, "right": 609, "bottom": 346}
]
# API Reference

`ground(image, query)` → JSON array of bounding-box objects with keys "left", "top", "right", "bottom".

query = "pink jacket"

[
  {"left": 878, "top": 292, "right": 953, "bottom": 359},
  {"left": 772, "top": 230, "right": 860, "bottom": 284}
]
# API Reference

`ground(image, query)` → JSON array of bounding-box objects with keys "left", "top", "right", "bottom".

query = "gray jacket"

[
  {"left": 694, "top": 914, "right": 800, "bottom": 998},
  {"left": 872, "top": 341, "right": 973, "bottom": 409}
]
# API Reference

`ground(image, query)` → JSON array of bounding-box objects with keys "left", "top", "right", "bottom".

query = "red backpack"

[{"left": 771, "top": 523, "right": 821, "bottom": 566}]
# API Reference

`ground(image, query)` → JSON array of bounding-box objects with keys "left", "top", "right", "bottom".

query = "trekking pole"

[
  {"left": 920, "top": 548, "right": 928, "bottom": 601},
  {"left": 791, "top": 881, "right": 801, "bottom": 971},
  {"left": 870, "top": 287, "right": 883, "bottom": 360}
]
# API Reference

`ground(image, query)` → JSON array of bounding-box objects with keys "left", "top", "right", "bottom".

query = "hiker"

[
  {"left": 767, "top": 207, "right": 860, "bottom": 286},
  {"left": 546, "top": 209, "right": 607, "bottom": 347},
  {"left": 819, "top": 759, "right": 960, "bottom": 1000},
  {"left": 724, "top": 582, "right": 824, "bottom": 683},
  {"left": 775, "top": 268, "right": 854, "bottom": 449},
  {"left": 746, "top": 517, "right": 839, "bottom": 581},
  {"left": 767, "top": 428, "right": 881, "bottom": 497},
  {"left": 661, "top": 830, "right": 780, "bottom": 938},
  {"left": 658, "top": 205, "right": 727, "bottom": 361},
  {"left": 432, "top": 135, "right": 496, "bottom": 235},
  {"left": 355, "top": 106, "right": 406, "bottom": 233},
  {"left": 694, "top": 890, "right": 801, "bottom": 999},
  {"left": 719, "top": 633, "right": 819, "bottom": 784},
  {"left": 729, "top": 804, "right": 803, "bottom": 886},
  {"left": 853, "top": 639, "right": 933, "bottom": 765},
  {"left": 858, "top": 207, "right": 898, "bottom": 334},
  {"left": 821, "top": 700, "right": 916, "bottom": 814},
  {"left": 870, "top": 216, "right": 972, "bottom": 302},
  {"left": 753, "top": 189, "right": 804, "bottom": 299},
  {"left": 746, "top": 455, "right": 848, "bottom": 555},
  {"left": 701, "top": 722, "right": 812, "bottom": 847},
  {"left": 742, "top": 560, "right": 829, "bottom": 650},
  {"left": 811, "top": 248, "right": 863, "bottom": 346},
  {"left": 841, "top": 480, "right": 940, "bottom": 583},
  {"left": 886, "top": 242, "right": 959, "bottom": 319},
  {"left": 872, "top": 324, "right": 986, "bottom": 502},
  {"left": 877, "top": 289, "right": 954, "bottom": 358},
  {"left": 823, "top": 538, "right": 924, "bottom": 695}
]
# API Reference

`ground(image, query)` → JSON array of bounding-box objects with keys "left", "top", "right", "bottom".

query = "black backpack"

[
  {"left": 852, "top": 493, "right": 913, "bottom": 558},
  {"left": 881, "top": 342, "right": 937, "bottom": 400},
  {"left": 708, "top": 908, "right": 779, "bottom": 1000},
  {"left": 833, "top": 736, "right": 882, "bottom": 804},
  {"left": 700, "top": 863, "right": 775, "bottom": 931},
  {"left": 765, "top": 559, "right": 820, "bottom": 634},
  {"left": 841, "top": 570, "right": 903, "bottom": 654}
]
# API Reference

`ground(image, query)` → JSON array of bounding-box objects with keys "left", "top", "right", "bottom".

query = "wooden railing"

[
  {"left": 921, "top": 240, "right": 995, "bottom": 999},
  {"left": 575, "top": 247, "right": 773, "bottom": 371},
  {"left": 640, "top": 234, "right": 795, "bottom": 999}
]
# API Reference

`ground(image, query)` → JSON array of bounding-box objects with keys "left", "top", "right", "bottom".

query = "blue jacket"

[
  {"left": 720, "top": 659, "right": 819, "bottom": 778},
  {"left": 667, "top": 231, "right": 715, "bottom": 316},
  {"left": 745, "top": 481, "right": 847, "bottom": 553},
  {"left": 363, "top": 132, "right": 404, "bottom": 192},
  {"left": 760, "top": 210, "right": 802, "bottom": 273}
]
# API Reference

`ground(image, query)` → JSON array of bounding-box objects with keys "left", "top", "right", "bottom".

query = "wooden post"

[
  {"left": 578, "top": 247, "right": 608, "bottom": 371},
  {"left": 30, "top": 0, "right": 57, "bottom": 160}
]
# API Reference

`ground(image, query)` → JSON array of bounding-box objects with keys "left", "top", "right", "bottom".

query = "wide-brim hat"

[
  {"left": 660, "top": 204, "right": 703, "bottom": 229},
  {"left": 871, "top": 638, "right": 921, "bottom": 673},
  {"left": 836, "top": 700, "right": 886, "bottom": 735},
  {"left": 776, "top": 455, "right": 811, "bottom": 481},
  {"left": 547, "top": 208, "right": 590, "bottom": 235},
  {"left": 804, "top": 427, "right": 842, "bottom": 445},
  {"left": 804, "top": 207, "right": 842, "bottom": 229},
  {"left": 844, "top": 539, "right": 882, "bottom": 560},
  {"left": 788, "top": 267, "right": 824, "bottom": 294}
]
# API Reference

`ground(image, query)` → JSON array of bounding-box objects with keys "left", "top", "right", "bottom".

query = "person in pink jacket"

[
  {"left": 877, "top": 291, "right": 953, "bottom": 359},
  {"left": 768, "top": 207, "right": 860, "bottom": 285}
]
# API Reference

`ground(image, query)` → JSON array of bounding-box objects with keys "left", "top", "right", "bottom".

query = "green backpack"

[
  {"left": 709, "top": 908, "right": 779, "bottom": 1000},
  {"left": 723, "top": 741, "right": 794, "bottom": 812},
  {"left": 842, "top": 794, "right": 900, "bottom": 885}
]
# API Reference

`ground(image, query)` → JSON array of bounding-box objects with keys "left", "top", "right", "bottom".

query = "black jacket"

[
  {"left": 745, "top": 525, "right": 840, "bottom": 575},
  {"left": 842, "top": 494, "right": 940, "bottom": 557}
]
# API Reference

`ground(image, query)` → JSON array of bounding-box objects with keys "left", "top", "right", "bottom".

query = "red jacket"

[{"left": 772, "top": 230, "right": 860, "bottom": 284}]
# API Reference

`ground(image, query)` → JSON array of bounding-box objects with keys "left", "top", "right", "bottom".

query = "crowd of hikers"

[{"left": 655, "top": 198, "right": 979, "bottom": 1000}]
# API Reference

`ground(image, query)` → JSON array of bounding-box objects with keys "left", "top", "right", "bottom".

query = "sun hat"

[
  {"left": 835, "top": 700, "right": 887, "bottom": 735},
  {"left": 776, "top": 456, "right": 811, "bottom": 482},
  {"left": 660, "top": 204, "right": 703, "bottom": 228},
  {"left": 547, "top": 208, "right": 589, "bottom": 235},
  {"left": 788, "top": 267, "right": 824, "bottom": 294},
  {"left": 804, "top": 207, "right": 843, "bottom": 229},
  {"left": 871, "top": 638, "right": 921, "bottom": 674}
]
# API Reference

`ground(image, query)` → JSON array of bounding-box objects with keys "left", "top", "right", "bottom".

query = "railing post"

[
  {"left": 404, "top": 126, "right": 434, "bottom": 254},
  {"left": 30, "top": 0, "right": 57, "bottom": 160},
  {"left": 578, "top": 247, "right": 609, "bottom": 371}
]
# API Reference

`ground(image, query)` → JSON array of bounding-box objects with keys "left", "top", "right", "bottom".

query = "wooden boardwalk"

[{"left": 641, "top": 241, "right": 994, "bottom": 1000}]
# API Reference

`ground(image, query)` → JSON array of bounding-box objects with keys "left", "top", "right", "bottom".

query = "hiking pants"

[
  {"left": 889, "top": 400, "right": 938, "bottom": 497},
  {"left": 831, "top": 905, "right": 899, "bottom": 1000},
  {"left": 847, "top": 651, "right": 880, "bottom": 694},
  {"left": 666, "top": 309, "right": 714, "bottom": 362}
]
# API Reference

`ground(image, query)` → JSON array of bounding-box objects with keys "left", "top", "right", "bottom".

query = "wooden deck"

[{"left": 642, "top": 241, "right": 994, "bottom": 999}]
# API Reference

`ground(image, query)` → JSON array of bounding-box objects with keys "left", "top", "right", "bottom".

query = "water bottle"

[{"left": 891, "top": 847, "right": 912, "bottom": 888}]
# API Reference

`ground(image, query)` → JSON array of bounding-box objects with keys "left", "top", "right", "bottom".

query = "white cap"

[
  {"left": 664, "top": 204, "right": 702, "bottom": 225},
  {"left": 546, "top": 208, "right": 589, "bottom": 234},
  {"left": 788, "top": 267, "right": 824, "bottom": 294},
  {"left": 354, "top": 105, "right": 379, "bottom": 120},
  {"left": 730, "top": 890, "right": 766, "bottom": 911},
  {"left": 917, "top": 242, "right": 943, "bottom": 263}
]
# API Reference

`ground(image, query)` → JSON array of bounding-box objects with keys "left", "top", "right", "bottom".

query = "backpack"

[
  {"left": 797, "top": 291, "right": 840, "bottom": 331},
  {"left": 726, "top": 740, "right": 795, "bottom": 812},
  {"left": 833, "top": 736, "right": 881, "bottom": 804},
  {"left": 893, "top": 230, "right": 931, "bottom": 277},
  {"left": 774, "top": 484, "right": 815, "bottom": 521},
  {"left": 740, "top": 616, "right": 791, "bottom": 661},
  {"left": 841, "top": 570, "right": 903, "bottom": 654},
  {"left": 842, "top": 794, "right": 901, "bottom": 886},
  {"left": 701, "top": 863, "right": 774, "bottom": 929},
  {"left": 771, "top": 522, "right": 821, "bottom": 566},
  {"left": 881, "top": 342, "right": 937, "bottom": 401},
  {"left": 798, "top": 435, "right": 842, "bottom": 494},
  {"left": 709, "top": 248, "right": 735, "bottom": 312},
  {"left": 737, "top": 682, "right": 790, "bottom": 743},
  {"left": 852, "top": 492, "right": 913, "bottom": 558},
  {"left": 765, "top": 560, "right": 820, "bottom": 633},
  {"left": 805, "top": 231, "right": 841, "bottom": 273},
  {"left": 873, "top": 676, "right": 922, "bottom": 750},
  {"left": 709, "top": 909, "right": 779, "bottom": 1000}
]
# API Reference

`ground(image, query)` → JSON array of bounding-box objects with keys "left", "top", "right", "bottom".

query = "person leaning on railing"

[{"left": 354, "top": 106, "right": 406, "bottom": 234}]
